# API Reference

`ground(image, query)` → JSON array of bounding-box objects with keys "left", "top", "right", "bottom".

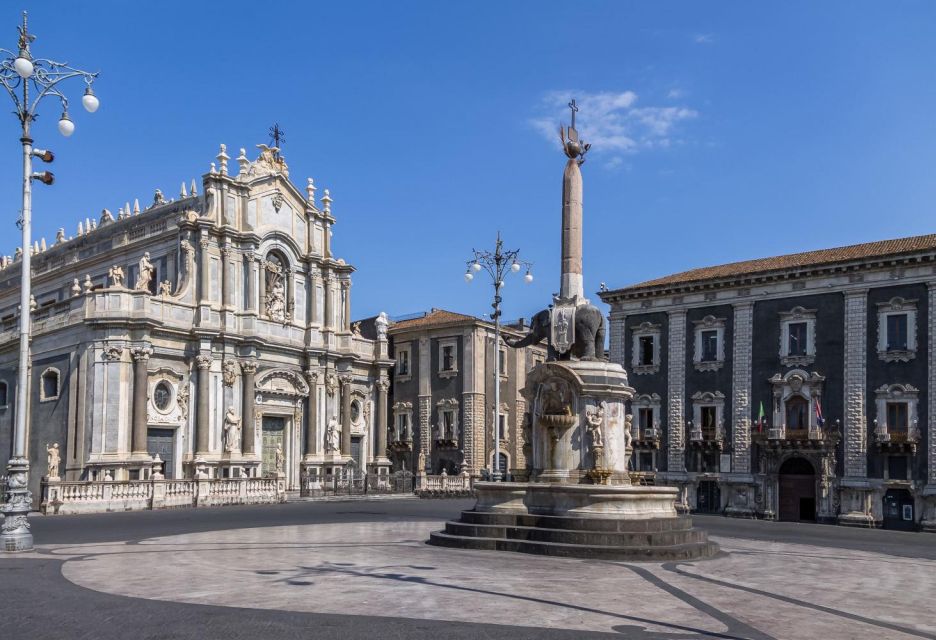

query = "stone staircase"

[{"left": 429, "top": 510, "right": 719, "bottom": 561}]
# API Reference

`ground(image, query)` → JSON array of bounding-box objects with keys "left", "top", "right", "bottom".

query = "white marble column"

[{"left": 666, "top": 310, "right": 687, "bottom": 474}]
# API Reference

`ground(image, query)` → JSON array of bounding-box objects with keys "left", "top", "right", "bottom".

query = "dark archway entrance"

[
  {"left": 882, "top": 489, "right": 915, "bottom": 531},
  {"left": 778, "top": 457, "right": 816, "bottom": 522},
  {"left": 696, "top": 480, "right": 721, "bottom": 513}
]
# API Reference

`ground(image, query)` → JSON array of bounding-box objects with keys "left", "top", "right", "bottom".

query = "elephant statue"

[{"left": 503, "top": 304, "right": 606, "bottom": 361}]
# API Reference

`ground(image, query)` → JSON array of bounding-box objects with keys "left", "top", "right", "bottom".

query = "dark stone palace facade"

[{"left": 600, "top": 234, "right": 936, "bottom": 530}]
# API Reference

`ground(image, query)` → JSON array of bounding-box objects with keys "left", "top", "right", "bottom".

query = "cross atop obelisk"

[{"left": 558, "top": 99, "right": 590, "bottom": 303}]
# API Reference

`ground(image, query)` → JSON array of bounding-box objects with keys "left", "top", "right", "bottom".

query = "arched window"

[
  {"left": 0, "top": 381, "right": 7, "bottom": 407},
  {"left": 40, "top": 367, "right": 60, "bottom": 402},
  {"left": 785, "top": 396, "right": 809, "bottom": 430}
]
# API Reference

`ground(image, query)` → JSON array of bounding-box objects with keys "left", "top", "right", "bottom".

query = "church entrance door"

[
  {"left": 262, "top": 416, "right": 286, "bottom": 477},
  {"left": 778, "top": 457, "right": 816, "bottom": 522},
  {"left": 147, "top": 428, "right": 174, "bottom": 479}
]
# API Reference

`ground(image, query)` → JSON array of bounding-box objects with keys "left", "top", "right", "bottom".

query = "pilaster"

[
  {"left": 922, "top": 284, "right": 936, "bottom": 531},
  {"left": 666, "top": 309, "right": 686, "bottom": 473},
  {"left": 130, "top": 347, "right": 153, "bottom": 455},
  {"left": 195, "top": 354, "right": 212, "bottom": 456},
  {"left": 241, "top": 360, "right": 258, "bottom": 456},
  {"left": 840, "top": 288, "right": 873, "bottom": 526},
  {"left": 731, "top": 302, "right": 753, "bottom": 474}
]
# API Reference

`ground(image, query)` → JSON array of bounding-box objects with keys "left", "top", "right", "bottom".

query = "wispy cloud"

[
  {"left": 666, "top": 88, "right": 685, "bottom": 99},
  {"left": 693, "top": 33, "right": 715, "bottom": 44},
  {"left": 530, "top": 90, "right": 698, "bottom": 159}
]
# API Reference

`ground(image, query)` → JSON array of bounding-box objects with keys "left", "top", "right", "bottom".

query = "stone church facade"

[
  {"left": 0, "top": 144, "right": 392, "bottom": 506},
  {"left": 386, "top": 309, "right": 546, "bottom": 477},
  {"left": 600, "top": 234, "right": 936, "bottom": 530}
]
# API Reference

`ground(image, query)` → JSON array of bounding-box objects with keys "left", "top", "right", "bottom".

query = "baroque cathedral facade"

[
  {"left": 0, "top": 144, "right": 392, "bottom": 506},
  {"left": 600, "top": 234, "right": 936, "bottom": 530}
]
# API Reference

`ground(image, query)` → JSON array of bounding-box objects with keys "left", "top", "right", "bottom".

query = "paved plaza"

[{"left": 1, "top": 499, "right": 934, "bottom": 639}]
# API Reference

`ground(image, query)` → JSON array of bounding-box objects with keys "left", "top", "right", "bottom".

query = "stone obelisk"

[{"left": 559, "top": 99, "right": 590, "bottom": 304}]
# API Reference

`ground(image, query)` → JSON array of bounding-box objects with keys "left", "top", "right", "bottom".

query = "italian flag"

[{"left": 757, "top": 401, "right": 766, "bottom": 432}]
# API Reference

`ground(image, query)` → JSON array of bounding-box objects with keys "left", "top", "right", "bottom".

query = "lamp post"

[
  {"left": 464, "top": 232, "right": 532, "bottom": 481},
  {"left": 0, "top": 12, "right": 100, "bottom": 552}
]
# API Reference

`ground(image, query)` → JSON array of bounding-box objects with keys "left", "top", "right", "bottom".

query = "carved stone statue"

[
  {"left": 375, "top": 311, "right": 389, "bottom": 340},
  {"left": 158, "top": 280, "right": 172, "bottom": 296},
  {"left": 503, "top": 305, "right": 606, "bottom": 362},
  {"left": 274, "top": 443, "right": 284, "bottom": 473},
  {"left": 71, "top": 278, "right": 81, "bottom": 297},
  {"left": 108, "top": 265, "right": 124, "bottom": 288},
  {"left": 222, "top": 359, "right": 239, "bottom": 387},
  {"left": 135, "top": 252, "right": 155, "bottom": 291},
  {"left": 418, "top": 450, "right": 426, "bottom": 474},
  {"left": 325, "top": 418, "right": 340, "bottom": 453},
  {"left": 351, "top": 322, "right": 362, "bottom": 337},
  {"left": 83, "top": 274, "right": 93, "bottom": 293},
  {"left": 266, "top": 275, "right": 287, "bottom": 323},
  {"left": 223, "top": 406, "right": 241, "bottom": 453},
  {"left": 46, "top": 442, "right": 60, "bottom": 479},
  {"left": 586, "top": 405, "right": 604, "bottom": 448},
  {"left": 624, "top": 413, "right": 634, "bottom": 451}
]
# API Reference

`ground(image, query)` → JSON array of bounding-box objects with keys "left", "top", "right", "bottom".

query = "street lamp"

[
  {"left": 0, "top": 12, "right": 100, "bottom": 552},
  {"left": 464, "top": 232, "right": 532, "bottom": 481}
]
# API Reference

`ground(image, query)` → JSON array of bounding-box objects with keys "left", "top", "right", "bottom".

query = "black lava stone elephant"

[{"left": 503, "top": 305, "right": 606, "bottom": 361}]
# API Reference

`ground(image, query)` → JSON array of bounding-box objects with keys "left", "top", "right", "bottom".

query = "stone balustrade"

[
  {"left": 418, "top": 470, "right": 473, "bottom": 497},
  {"left": 40, "top": 475, "right": 285, "bottom": 515}
]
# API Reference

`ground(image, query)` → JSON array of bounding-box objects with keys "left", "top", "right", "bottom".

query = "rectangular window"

[
  {"left": 639, "top": 452, "right": 653, "bottom": 472},
  {"left": 887, "top": 314, "right": 908, "bottom": 351},
  {"left": 788, "top": 322, "right": 808, "bottom": 356},
  {"left": 638, "top": 407, "right": 653, "bottom": 432},
  {"left": 498, "top": 349, "right": 507, "bottom": 372},
  {"left": 639, "top": 336, "right": 654, "bottom": 366},
  {"left": 700, "top": 406, "right": 716, "bottom": 438},
  {"left": 498, "top": 414, "right": 506, "bottom": 440},
  {"left": 396, "top": 413, "right": 409, "bottom": 439},
  {"left": 442, "top": 345, "right": 455, "bottom": 371},
  {"left": 442, "top": 410, "right": 455, "bottom": 439},
  {"left": 887, "top": 402, "right": 908, "bottom": 432},
  {"left": 700, "top": 330, "right": 718, "bottom": 362},
  {"left": 396, "top": 350, "right": 409, "bottom": 376}
]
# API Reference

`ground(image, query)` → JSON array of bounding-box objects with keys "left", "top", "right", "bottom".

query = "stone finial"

[
  {"left": 306, "top": 177, "right": 316, "bottom": 204},
  {"left": 100, "top": 208, "right": 114, "bottom": 225},
  {"left": 321, "top": 189, "right": 332, "bottom": 214},
  {"left": 29, "top": 294, "right": 36, "bottom": 311},
  {"left": 90, "top": 218, "right": 97, "bottom": 230},
  {"left": 32, "top": 241, "right": 39, "bottom": 255},
  {"left": 237, "top": 147, "right": 249, "bottom": 175},
  {"left": 117, "top": 206, "right": 126, "bottom": 220},
  {"left": 55, "top": 228, "right": 65, "bottom": 245},
  {"left": 71, "top": 278, "right": 81, "bottom": 297},
  {"left": 85, "top": 217, "right": 92, "bottom": 233},
  {"left": 40, "top": 238, "right": 47, "bottom": 252},
  {"left": 83, "top": 274, "right": 93, "bottom": 293},
  {"left": 181, "top": 182, "right": 188, "bottom": 198},
  {"left": 210, "top": 162, "right": 217, "bottom": 175},
  {"left": 77, "top": 221, "right": 84, "bottom": 236},
  {"left": 217, "top": 144, "right": 229, "bottom": 176},
  {"left": 133, "top": 198, "right": 141, "bottom": 214},
  {"left": 190, "top": 179, "right": 198, "bottom": 196}
]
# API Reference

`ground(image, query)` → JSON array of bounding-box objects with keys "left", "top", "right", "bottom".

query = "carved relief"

[
  {"left": 222, "top": 359, "right": 240, "bottom": 387},
  {"left": 101, "top": 346, "right": 124, "bottom": 362}
]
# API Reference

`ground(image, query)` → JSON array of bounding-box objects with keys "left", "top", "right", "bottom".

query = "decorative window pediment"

[
  {"left": 435, "top": 397, "right": 460, "bottom": 443},
  {"left": 391, "top": 401, "right": 413, "bottom": 443},
  {"left": 779, "top": 306, "right": 817, "bottom": 367},
  {"left": 767, "top": 369, "right": 826, "bottom": 438},
  {"left": 873, "top": 383, "right": 920, "bottom": 445},
  {"left": 632, "top": 393, "right": 662, "bottom": 441},
  {"left": 877, "top": 297, "right": 917, "bottom": 363},
  {"left": 692, "top": 316, "right": 725, "bottom": 372},
  {"left": 689, "top": 391, "right": 726, "bottom": 444},
  {"left": 630, "top": 321, "right": 662, "bottom": 375}
]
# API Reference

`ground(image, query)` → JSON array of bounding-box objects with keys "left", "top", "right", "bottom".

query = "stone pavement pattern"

[{"left": 37, "top": 520, "right": 936, "bottom": 639}]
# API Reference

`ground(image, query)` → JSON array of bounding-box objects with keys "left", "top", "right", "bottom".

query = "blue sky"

[{"left": 1, "top": 2, "right": 935, "bottom": 323}]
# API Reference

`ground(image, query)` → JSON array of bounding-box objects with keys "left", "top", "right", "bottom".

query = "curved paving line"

[{"left": 662, "top": 562, "right": 936, "bottom": 640}]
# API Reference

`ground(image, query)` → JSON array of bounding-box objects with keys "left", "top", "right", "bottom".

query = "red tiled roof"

[
  {"left": 389, "top": 309, "right": 479, "bottom": 331},
  {"left": 606, "top": 233, "right": 936, "bottom": 294}
]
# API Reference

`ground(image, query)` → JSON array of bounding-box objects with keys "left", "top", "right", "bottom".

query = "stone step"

[
  {"left": 457, "top": 510, "right": 694, "bottom": 533},
  {"left": 443, "top": 521, "right": 708, "bottom": 547},
  {"left": 428, "top": 530, "right": 720, "bottom": 562}
]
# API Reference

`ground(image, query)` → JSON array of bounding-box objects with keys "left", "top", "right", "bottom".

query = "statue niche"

[
  {"left": 263, "top": 252, "right": 291, "bottom": 324},
  {"left": 504, "top": 305, "right": 606, "bottom": 362}
]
